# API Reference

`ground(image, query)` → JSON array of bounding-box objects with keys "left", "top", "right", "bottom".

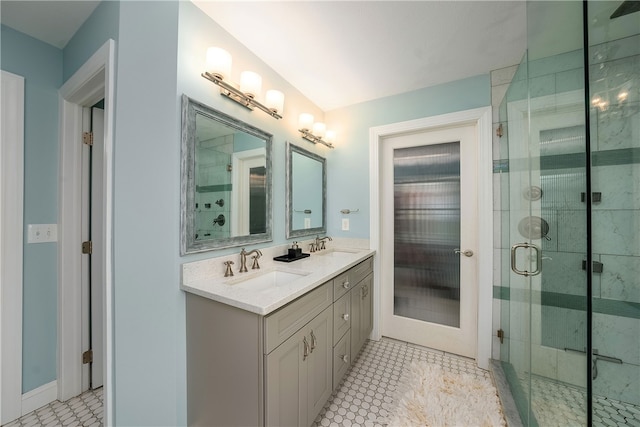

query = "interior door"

[
  {"left": 91, "top": 107, "right": 104, "bottom": 389},
  {"left": 82, "top": 107, "right": 104, "bottom": 390},
  {"left": 381, "top": 124, "right": 478, "bottom": 358}
]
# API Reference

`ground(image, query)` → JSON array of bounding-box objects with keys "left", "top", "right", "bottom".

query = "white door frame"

[
  {"left": 58, "top": 39, "right": 115, "bottom": 425},
  {"left": 369, "top": 107, "right": 493, "bottom": 369},
  {"left": 0, "top": 70, "right": 25, "bottom": 425}
]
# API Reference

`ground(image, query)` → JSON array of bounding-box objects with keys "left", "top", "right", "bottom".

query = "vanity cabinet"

[
  {"left": 265, "top": 306, "right": 332, "bottom": 427},
  {"left": 185, "top": 255, "right": 373, "bottom": 427}
]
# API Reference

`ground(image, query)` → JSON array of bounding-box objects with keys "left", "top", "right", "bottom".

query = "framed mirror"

[
  {"left": 181, "top": 95, "right": 272, "bottom": 254},
  {"left": 285, "top": 141, "right": 326, "bottom": 239}
]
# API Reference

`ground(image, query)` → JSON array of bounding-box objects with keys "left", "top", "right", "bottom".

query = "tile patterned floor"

[
  {"left": 2, "top": 388, "right": 102, "bottom": 427},
  {"left": 313, "top": 337, "right": 493, "bottom": 427},
  {"left": 528, "top": 376, "right": 640, "bottom": 427}
]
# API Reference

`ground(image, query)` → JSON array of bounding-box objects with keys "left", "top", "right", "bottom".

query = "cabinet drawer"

[
  {"left": 265, "top": 281, "right": 332, "bottom": 354},
  {"left": 333, "top": 292, "right": 350, "bottom": 346},
  {"left": 333, "top": 332, "right": 351, "bottom": 389},
  {"left": 333, "top": 257, "right": 373, "bottom": 301}
]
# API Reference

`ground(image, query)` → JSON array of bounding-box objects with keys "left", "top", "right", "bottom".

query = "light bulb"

[
  {"left": 206, "top": 47, "right": 232, "bottom": 80},
  {"left": 298, "top": 113, "right": 314, "bottom": 131},
  {"left": 265, "top": 90, "right": 284, "bottom": 113},
  {"left": 240, "top": 71, "right": 262, "bottom": 98}
]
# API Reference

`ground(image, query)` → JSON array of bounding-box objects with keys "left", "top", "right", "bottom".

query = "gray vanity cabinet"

[
  {"left": 265, "top": 305, "right": 333, "bottom": 427},
  {"left": 185, "top": 255, "right": 374, "bottom": 427}
]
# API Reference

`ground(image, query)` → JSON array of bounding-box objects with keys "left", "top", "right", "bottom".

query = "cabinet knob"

[
  {"left": 342, "top": 281, "right": 350, "bottom": 289},
  {"left": 341, "top": 355, "right": 349, "bottom": 363},
  {"left": 342, "top": 313, "right": 349, "bottom": 321}
]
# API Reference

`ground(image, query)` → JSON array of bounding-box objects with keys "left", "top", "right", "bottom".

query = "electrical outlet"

[
  {"left": 27, "top": 224, "right": 58, "bottom": 243},
  {"left": 341, "top": 218, "right": 350, "bottom": 231},
  {"left": 304, "top": 218, "right": 311, "bottom": 229}
]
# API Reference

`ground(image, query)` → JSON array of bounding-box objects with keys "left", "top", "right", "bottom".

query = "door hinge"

[
  {"left": 82, "top": 240, "right": 93, "bottom": 254},
  {"left": 83, "top": 132, "right": 94, "bottom": 146},
  {"left": 497, "top": 329, "right": 504, "bottom": 344},
  {"left": 82, "top": 349, "right": 93, "bottom": 364},
  {"left": 582, "top": 260, "right": 604, "bottom": 273}
]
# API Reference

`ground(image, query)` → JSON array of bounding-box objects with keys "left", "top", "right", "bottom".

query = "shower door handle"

[{"left": 511, "top": 243, "right": 541, "bottom": 276}]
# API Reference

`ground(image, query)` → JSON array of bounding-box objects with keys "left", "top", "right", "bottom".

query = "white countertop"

[{"left": 181, "top": 244, "right": 375, "bottom": 316}]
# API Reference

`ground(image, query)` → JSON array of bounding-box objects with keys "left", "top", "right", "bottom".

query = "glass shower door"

[{"left": 500, "top": 2, "right": 590, "bottom": 425}]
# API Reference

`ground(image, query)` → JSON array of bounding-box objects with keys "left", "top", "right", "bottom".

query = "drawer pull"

[
  {"left": 342, "top": 313, "right": 350, "bottom": 321},
  {"left": 341, "top": 354, "right": 349, "bottom": 363},
  {"left": 342, "top": 280, "right": 350, "bottom": 289},
  {"left": 303, "top": 337, "right": 310, "bottom": 361},
  {"left": 310, "top": 330, "right": 317, "bottom": 353}
]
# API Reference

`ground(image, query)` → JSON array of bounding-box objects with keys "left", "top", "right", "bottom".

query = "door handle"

[
  {"left": 510, "top": 242, "right": 541, "bottom": 276},
  {"left": 454, "top": 248, "right": 474, "bottom": 257}
]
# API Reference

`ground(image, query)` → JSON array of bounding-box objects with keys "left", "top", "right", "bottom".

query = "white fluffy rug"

[{"left": 386, "top": 361, "right": 506, "bottom": 427}]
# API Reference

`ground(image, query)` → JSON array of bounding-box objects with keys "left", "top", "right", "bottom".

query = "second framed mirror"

[{"left": 285, "top": 142, "right": 326, "bottom": 239}]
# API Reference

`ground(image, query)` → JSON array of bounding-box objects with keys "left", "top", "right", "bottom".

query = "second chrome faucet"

[{"left": 239, "top": 248, "right": 262, "bottom": 272}]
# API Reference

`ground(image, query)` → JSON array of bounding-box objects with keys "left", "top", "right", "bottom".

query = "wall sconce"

[
  {"left": 298, "top": 113, "right": 335, "bottom": 148},
  {"left": 202, "top": 47, "right": 283, "bottom": 119}
]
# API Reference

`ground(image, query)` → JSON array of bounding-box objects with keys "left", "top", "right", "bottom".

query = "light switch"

[
  {"left": 341, "top": 218, "right": 349, "bottom": 231},
  {"left": 304, "top": 218, "right": 311, "bottom": 229},
  {"left": 27, "top": 224, "right": 58, "bottom": 243}
]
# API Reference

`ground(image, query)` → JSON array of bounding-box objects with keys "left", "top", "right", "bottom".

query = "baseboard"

[{"left": 21, "top": 380, "right": 58, "bottom": 415}]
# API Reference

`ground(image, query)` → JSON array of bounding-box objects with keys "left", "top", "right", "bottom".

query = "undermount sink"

[
  {"left": 317, "top": 248, "right": 361, "bottom": 257},
  {"left": 229, "top": 269, "right": 310, "bottom": 293}
]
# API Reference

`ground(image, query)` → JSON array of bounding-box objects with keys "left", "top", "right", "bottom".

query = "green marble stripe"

[
  {"left": 592, "top": 147, "right": 640, "bottom": 167},
  {"left": 196, "top": 184, "right": 232, "bottom": 193},
  {"left": 492, "top": 148, "right": 640, "bottom": 174},
  {"left": 493, "top": 286, "right": 640, "bottom": 319}
]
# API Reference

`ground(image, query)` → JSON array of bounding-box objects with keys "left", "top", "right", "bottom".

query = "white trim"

[
  {"left": 369, "top": 106, "right": 493, "bottom": 369},
  {"left": 58, "top": 39, "right": 115, "bottom": 426},
  {"left": 0, "top": 70, "right": 25, "bottom": 425},
  {"left": 21, "top": 381, "right": 58, "bottom": 416}
]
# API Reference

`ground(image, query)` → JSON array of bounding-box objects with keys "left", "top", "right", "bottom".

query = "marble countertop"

[{"left": 181, "top": 244, "right": 375, "bottom": 316}]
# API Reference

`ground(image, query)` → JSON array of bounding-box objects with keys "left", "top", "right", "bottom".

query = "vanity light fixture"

[
  {"left": 202, "top": 47, "right": 283, "bottom": 119},
  {"left": 298, "top": 113, "right": 335, "bottom": 148}
]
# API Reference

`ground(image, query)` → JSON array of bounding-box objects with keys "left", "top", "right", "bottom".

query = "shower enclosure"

[{"left": 497, "top": 1, "right": 639, "bottom": 425}]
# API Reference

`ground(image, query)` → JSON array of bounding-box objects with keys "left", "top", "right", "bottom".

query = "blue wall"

[
  {"left": 63, "top": 1, "right": 119, "bottom": 81},
  {"left": 1, "top": 25, "right": 62, "bottom": 393},
  {"left": 112, "top": 2, "right": 183, "bottom": 425},
  {"left": 324, "top": 75, "right": 491, "bottom": 237}
]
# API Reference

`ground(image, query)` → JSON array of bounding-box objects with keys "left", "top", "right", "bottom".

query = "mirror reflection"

[
  {"left": 286, "top": 142, "right": 326, "bottom": 239},
  {"left": 181, "top": 95, "right": 272, "bottom": 254}
]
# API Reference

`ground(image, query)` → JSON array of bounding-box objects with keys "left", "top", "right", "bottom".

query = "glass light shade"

[
  {"left": 325, "top": 130, "right": 336, "bottom": 144},
  {"left": 240, "top": 71, "right": 262, "bottom": 98},
  {"left": 206, "top": 47, "right": 232, "bottom": 79},
  {"left": 265, "top": 90, "right": 284, "bottom": 113},
  {"left": 298, "top": 113, "right": 314, "bottom": 131},
  {"left": 312, "top": 122, "right": 326, "bottom": 138}
]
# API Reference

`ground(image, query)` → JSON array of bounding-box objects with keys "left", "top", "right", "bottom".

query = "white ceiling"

[
  {"left": 1, "top": 0, "right": 527, "bottom": 111},
  {"left": 1, "top": 1, "right": 101, "bottom": 49}
]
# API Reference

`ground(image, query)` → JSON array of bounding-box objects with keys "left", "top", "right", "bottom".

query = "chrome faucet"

[
  {"left": 315, "top": 235, "right": 332, "bottom": 251},
  {"left": 239, "top": 248, "right": 262, "bottom": 272}
]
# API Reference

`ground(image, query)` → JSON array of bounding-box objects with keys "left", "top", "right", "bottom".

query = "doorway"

[
  {"left": 380, "top": 124, "right": 478, "bottom": 358},
  {"left": 81, "top": 106, "right": 105, "bottom": 391},
  {"left": 58, "top": 39, "right": 114, "bottom": 424},
  {"left": 369, "top": 107, "right": 493, "bottom": 368}
]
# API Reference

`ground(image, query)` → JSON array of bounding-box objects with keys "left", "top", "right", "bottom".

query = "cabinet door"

[
  {"left": 306, "top": 306, "right": 333, "bottom": 426},
  {"left": 265, "top": 326, "right": 308, "bottom": 427},
  {"left": 350, "top": 273, "right": 373, "bottom": 359}
]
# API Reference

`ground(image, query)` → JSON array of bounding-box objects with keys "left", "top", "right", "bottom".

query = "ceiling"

[{"left": 1, "top": 0, "right": 527, "bottom": 111}]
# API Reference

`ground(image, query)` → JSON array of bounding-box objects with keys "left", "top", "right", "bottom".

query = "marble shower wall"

[{"left": 589, "top": 34, "right": 640, "bottom": 405}]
